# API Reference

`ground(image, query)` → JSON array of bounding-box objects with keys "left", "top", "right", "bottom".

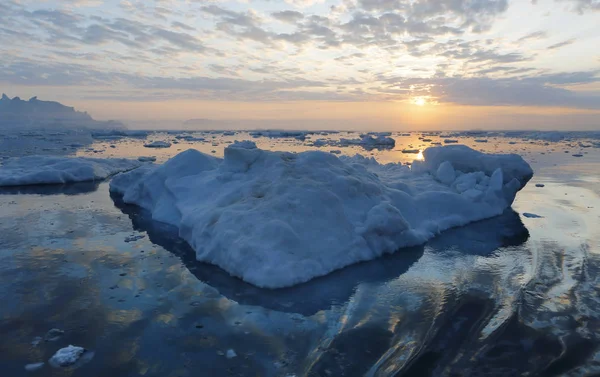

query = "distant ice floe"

[
  {"left": 138, "top": 156, "right": 157, "bottom": 162},
  {"left": 250, "top": 130, "right": 308, "bottom": 141},
  {"left": 110, "top": 142, "right": 532, "bottom": 288},
  {"left": 144, "top": 141, "right": 172, "bottom": 148},
  {"left": 310, "top": 134, "right": 395, "bottom": 150},
  {"left": 0, "top": 156, "right": 141, "bottom": 186},
  {"left": 91, "top": 129, "right": 149, "bottom": 140}
]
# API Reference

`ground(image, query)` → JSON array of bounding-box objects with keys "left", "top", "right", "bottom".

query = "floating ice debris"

[
  {"left": 24, "top": 363, "right": 44, "bottom": 372},
  {"left": 49, "top": 345, "right": 86, "bottom": 367},
  {"left": 111, "top": 144, "right": 532, "bottom": 288},
  {"left": 31, "top": 337, "right": 43, "bottom": 347},
  {"left": 138, "top": 156, "right": 157, "bottom": 162},
  {"left": 523, "top": 213, "right": 543, "bottom": 218},
  {"left": 226, "top": 349, "right": 237, "bottom": 359},
  {"left": 340, "top": 135, "right": 395, "bottom": 148},
  {"left": 535, "top": 183, "right": 545, "bottom": 188},
  {"left": 124, "top": 234, "right": 145, "bottom": 243},
  {"left": 44, "top": 328, "right": 64, "bottom": 341},
  {"left": 144, "top": 141, "right": 171, "bottom": 148},
  {"left": 0, "top": 156, "right": 140, "bottom": 186}
]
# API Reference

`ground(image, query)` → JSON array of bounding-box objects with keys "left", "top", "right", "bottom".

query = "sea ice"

[
  {"left": 110, "top": 143, "right": 532, "bottom": 288},
  {"left": 0, "top": 156, "right": 141, "bottom": 186}
]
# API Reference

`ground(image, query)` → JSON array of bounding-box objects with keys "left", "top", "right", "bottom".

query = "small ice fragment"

[
  {"left": 523, "top": 212, "right": 543, "bottom": 218},
  {"left": 124, "top": 234, "right": 145, "bottom": 243},
  {"left": 25, "top": 362, "right": 44, "bottom": 372},
  {"left": 31, "top": 336, "right": 43, "bottom": 347},
  {"left": 226, "top": 349, "right": 237, "bottom": 359},
  {"left": 49, "top": 345, "right": 86, "bottom": 367},
  {"left": 44, "top": 328, "right": 64, "bottom": 341}
]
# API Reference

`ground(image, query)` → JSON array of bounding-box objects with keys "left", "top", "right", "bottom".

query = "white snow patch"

[
  {"left": 0, "top": 156, "right": 141, "bottom": 186},
  {"left": 226, "top": 349, "right": 237, "bottom": 359},
  {"left": 110, "top": 144, "right": 532, "bottom": 288}
]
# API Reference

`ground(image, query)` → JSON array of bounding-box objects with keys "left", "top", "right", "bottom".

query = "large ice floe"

[
  {"left": 110, "top": 141, "right": 533, "bottom": 288},
  {"left": 0, "top": 156, "right": 141, "bottom": 186}
]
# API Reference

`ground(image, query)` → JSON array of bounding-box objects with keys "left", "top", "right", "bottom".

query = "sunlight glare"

[{"left": 413, "top": 97, "right": 426, "bottom": 106}]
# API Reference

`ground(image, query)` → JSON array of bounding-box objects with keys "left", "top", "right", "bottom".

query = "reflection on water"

[{"left": 0, "top": 138, "right": 599, "bottom": 376}]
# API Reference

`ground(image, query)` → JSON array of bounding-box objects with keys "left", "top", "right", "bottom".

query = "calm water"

[{"left": 0, "top": 132, "right": 599, "bottom": 376}]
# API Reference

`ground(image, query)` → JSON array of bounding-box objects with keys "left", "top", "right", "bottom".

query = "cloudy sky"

[{"left": 1, "top": 0, "right": 599, "bottom": 130}]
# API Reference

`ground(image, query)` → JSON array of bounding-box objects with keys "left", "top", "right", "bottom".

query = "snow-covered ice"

[
  {"left": 0, "top": 156, "right": 141, "bottom": 186},
  {"left": 110, "top": 143, "right": 532, "bottom": 288},
  {"left": 49, "top": 345, "right": 86, "bottom": 367}
]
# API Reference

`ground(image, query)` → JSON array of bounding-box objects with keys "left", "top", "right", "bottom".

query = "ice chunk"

[
  {"left": 226, "top": 349, "right": 237, "bottom": 359},
  {"left": 0, "top": 156, "right": 141, "bottom": 186},
  {"left": 418, "top": 145, "right": 533, "bottom": 187},
  {"left": 436, "top": 161, "right": 455, "bottom": 185},
  {"left": 111, "top": 145, "right": 532, "bottom": 288},
  {"left": 44, "top": 328, "right": 64, "bottom": 341},
  {"left": 49, "top": 345, "right": 86, "bottom": 367}
]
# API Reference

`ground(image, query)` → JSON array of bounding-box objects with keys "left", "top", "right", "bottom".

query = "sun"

[{"left": 413, "top": 97, "right": 426, "bottom": 106}]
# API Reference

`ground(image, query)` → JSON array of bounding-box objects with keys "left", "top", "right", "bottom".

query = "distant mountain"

[{"left": 0, "top": 94, "right": 125, "bottom": 130}]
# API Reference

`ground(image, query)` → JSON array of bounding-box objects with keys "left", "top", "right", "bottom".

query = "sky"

[{"left": 1, "top": 0, "right": 599, "bottom": 130}]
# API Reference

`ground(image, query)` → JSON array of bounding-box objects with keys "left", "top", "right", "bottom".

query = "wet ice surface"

[{"left": 0, "top": 131, "right": 599, "bottom": 376}]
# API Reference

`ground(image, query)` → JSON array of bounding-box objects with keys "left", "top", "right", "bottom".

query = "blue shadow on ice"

[{"left": 112, "top": 193, "right": 529, "bottom": 316}]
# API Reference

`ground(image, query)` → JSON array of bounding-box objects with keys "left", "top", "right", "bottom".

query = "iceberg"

[
  {"left": 110, "top": 142, "right": 532, "bottom": 288},
  {"left": 0, "top": 156, "right": 141, "bottom": 186}
]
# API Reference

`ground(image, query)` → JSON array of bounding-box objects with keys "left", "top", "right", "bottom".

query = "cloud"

[
  {"left": 547, "top": 38, "right": 576, "bottom": 49},
  {"left": 517, "top": 31, "right": 547, "bottom": 42},
  {"left": 272, "top": 10, "right": 305, "bottom": 23}
]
